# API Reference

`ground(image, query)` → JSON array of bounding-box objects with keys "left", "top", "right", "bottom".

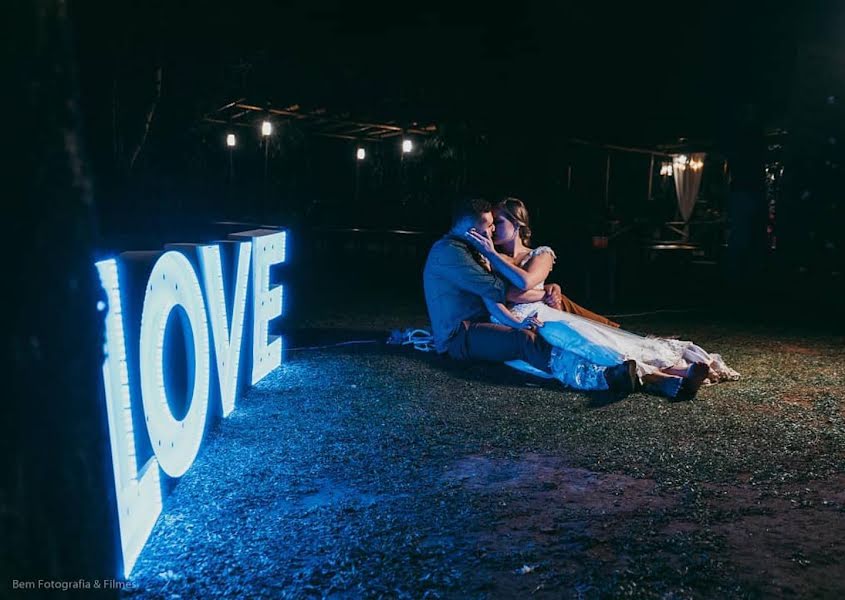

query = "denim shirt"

[{"left": 423, "top": 235, "right": 508, "bottom": 352}]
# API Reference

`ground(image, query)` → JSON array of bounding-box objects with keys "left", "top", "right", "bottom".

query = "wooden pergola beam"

[
  {"left": 569, "top": 137, "right": 672, "bottom": 158},
  {"left": 215, "top": 101, "right": 436, "bottom": 138},
  {"left": 204, "top": 117, "right": 382, "bottom": 141},
  {"left": 211, "top": 97, "right": 247, "bottom": 113}
]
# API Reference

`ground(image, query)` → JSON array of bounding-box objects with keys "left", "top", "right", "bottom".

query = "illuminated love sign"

[{"left": 94, "top": 229, "right": 287, "bottom": 578}]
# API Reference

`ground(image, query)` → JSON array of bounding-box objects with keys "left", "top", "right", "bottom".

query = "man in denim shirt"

[{"left": 423, "top": 197, "right": 636, "bottom": 394}]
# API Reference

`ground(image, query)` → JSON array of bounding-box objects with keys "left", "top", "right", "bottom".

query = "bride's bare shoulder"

[{"left": 529, "top": 246, "right": 557, "bottom": 261}]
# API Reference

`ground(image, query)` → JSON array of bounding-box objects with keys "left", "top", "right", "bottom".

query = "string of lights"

[{"left": 224, "top": 119, "right": 416, "bottom": 160}]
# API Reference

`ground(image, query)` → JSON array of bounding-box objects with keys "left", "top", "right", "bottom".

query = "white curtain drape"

[{"left": 673, "top": 152, "right": 706, "bottom": 225}]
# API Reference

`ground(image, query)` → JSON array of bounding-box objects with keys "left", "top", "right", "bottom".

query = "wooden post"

[
  {"left": 354, "top": 156, "right": 360, "bottom": 205},
  {"left": 647, "top": 154, "right": 655, "bottom": 201},
  {"left": 263, "top": 137, "right": 269, "bottom": 215}
]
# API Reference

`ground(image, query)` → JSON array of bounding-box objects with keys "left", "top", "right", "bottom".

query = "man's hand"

[
  {"left": 464, "top": 229, "right": 496, "bottom": 256},
  {"left": 518, "top": 313, "right": 544, "bottom": 330},
  {"left": 543, "top": 283, "right": 563, "bottom": 310},
  {"left": 478, "top": 255, "right": 492, "bottom": 272}
]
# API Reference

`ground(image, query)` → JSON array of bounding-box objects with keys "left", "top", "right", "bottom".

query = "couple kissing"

[{"left": 422, "top": 197, "right": 739, "bottom": 400}]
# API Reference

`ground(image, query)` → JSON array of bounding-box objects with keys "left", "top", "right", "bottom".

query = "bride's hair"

[{"left": 496, "top": 197, "right": 532, "bottom": 246}]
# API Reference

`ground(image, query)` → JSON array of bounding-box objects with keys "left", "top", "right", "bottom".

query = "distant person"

[
  {"left": 422, "top": 197, "right": 639, "bottom": 396},
  {"left": 463, "top": 198, "right": 740, "bottom": 399}
]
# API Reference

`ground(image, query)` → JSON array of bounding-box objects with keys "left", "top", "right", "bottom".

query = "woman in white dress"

[{"left": 466, "top": 198, "right": 739, "bottom": 400}]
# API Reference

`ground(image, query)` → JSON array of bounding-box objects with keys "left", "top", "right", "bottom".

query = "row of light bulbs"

[
  {"left": 659, "top": 155, "right": 704, "bottom": 176},
  {"left": 673, "top": 154, "right": 704, "bottom": 172},
  {"left": 224, "top": 121, "right": 705, "bottom": 174},
  {"left": 224, "top": 120, "right": 415, "bottom": 160}
]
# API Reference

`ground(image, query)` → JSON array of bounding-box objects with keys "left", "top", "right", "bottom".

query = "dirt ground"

[{"left": 124, "top": 308, "right": 845, "bottom": 599}]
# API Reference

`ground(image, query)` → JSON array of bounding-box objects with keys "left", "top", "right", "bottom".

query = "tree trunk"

[
  {"left": 128, "top": 66, "right": 163, "bottom": 172},
  {"left": 5, "top": 0, "right": 118, "bottom": 591}
]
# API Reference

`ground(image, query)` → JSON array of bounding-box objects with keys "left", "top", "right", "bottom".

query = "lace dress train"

[{"left": 497, "top": 246, "right": 739, "bottom": 385}]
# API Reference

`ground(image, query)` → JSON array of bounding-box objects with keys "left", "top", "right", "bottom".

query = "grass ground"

[{"left": 124, "top": 293, "right": 845, "bottom": 599}]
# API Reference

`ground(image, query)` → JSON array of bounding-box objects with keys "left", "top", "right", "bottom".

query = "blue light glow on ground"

[{"left": 123, "top": 314, "right": 845, "bottom": 598}]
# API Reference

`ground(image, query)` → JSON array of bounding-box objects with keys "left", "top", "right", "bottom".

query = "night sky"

[
  {"left": 57, "top": 0, "right": 845, "bottom": 254},
  {"left": 70, "top": 1, "right": 842, "bottom": 148}
]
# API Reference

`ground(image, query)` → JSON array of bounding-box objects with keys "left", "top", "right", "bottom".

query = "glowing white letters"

[
  {"left": 139, "top": 251, "right": 211, "bottom": 478},
  {"left": 231, "top": 230, "right": 287, "bottom": 385},
  {"left": 96, "top": 229, "right": 287, "bottom": 579},
  {"left": 198, "top": 242, "right": 252, "bottom": 417},
  {"left": 95, "top": 260, "right": 163, "bottom": 579}
]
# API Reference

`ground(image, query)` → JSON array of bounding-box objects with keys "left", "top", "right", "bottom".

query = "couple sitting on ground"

[{"left": 422, "top": 196, "right": 739, "bottom": 400}]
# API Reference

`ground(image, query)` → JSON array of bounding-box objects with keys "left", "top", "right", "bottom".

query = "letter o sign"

[{"left": 139, "top": 251, "right": 211, "bottom": 478}]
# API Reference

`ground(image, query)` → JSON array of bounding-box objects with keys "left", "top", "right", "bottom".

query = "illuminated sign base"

[{"left": 95, "top": 229, "right": 287, "bottom": 578}]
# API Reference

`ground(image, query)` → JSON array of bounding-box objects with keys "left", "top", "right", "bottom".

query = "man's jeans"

[
  {"left": 446, "top": 321, "right": 553, "bottom": 372},
  {"left": 445, "top": 321, "right": 609, "bottom": 390}
]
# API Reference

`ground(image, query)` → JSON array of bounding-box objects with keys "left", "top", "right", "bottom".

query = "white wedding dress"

[{"left": 498, "top": 247, "right": 740, "bottom": 385}]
